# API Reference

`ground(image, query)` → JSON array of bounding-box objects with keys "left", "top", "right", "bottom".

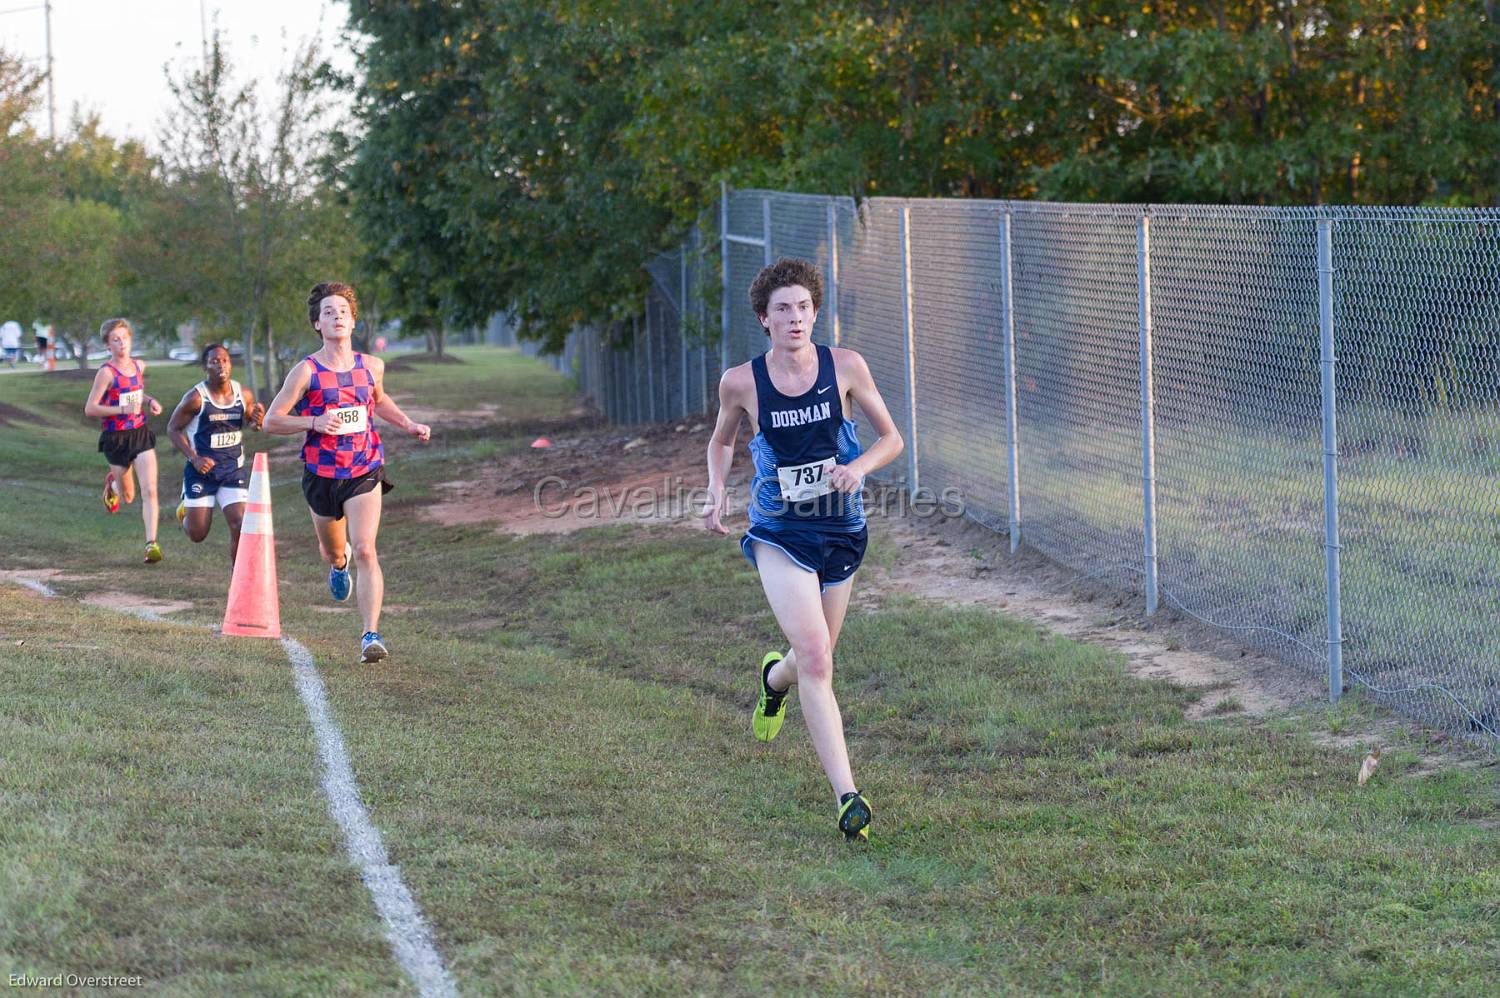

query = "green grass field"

[{"left": 2, "top": 347, "right": 1498, "bottom": 994}]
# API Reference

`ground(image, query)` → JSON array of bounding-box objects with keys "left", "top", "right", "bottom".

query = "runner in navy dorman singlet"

[{"left": 746, "top": 343, "right": 864, "bottom": 528}]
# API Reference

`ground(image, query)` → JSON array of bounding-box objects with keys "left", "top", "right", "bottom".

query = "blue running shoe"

[
  {"left": 360, "top": 631, "right": 388, "bottom": 663},
  {"left": 329, "top": 543, "right": 352, "bottom": 603}
]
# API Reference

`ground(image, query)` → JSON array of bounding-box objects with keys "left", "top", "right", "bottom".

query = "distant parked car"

[{"left": 168, "top": 346, "right": 197, "bottom": 362}]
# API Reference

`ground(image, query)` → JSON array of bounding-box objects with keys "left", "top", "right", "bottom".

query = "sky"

[{"left": 0, "top": 0, "right": 357, "bottom": 147}]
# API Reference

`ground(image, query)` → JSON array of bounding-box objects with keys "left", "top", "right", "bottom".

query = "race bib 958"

[{"left": 325, "top": 406, "right": 368, "bottom": 435}]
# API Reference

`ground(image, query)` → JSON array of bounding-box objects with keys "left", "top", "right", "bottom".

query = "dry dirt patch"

[
  {"left": 424, "top": 419, "right": 729, "bottom": 534},
  {"left": 0, "top": 401, "right": 45, "bottom": 428},
  {"left": 857, "top": 512, "right": 1320, "bottom": 720},
  {"left": 418, "top": 416, "right": 1333, "bottom": 724},
  {"left": 80, "top": 591, "right": 193, "bottom": 617},
  {"left": 0, "top": 567, "right": 97, "bottom": 587}
]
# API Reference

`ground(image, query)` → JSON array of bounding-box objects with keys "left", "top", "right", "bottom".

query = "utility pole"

[{"left": 43, "top": 0, "right": 54, "bottom": 141}]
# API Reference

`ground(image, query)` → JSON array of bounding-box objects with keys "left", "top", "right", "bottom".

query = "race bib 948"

[
  {"left": 777, "top": 457, "right": 836, "bottom": 502},
  {"left": 325, "top": 405, "right": 368, "bottom": 435},
  {"left": 116, "top": 389, "right": 142, "bottom": 413}
]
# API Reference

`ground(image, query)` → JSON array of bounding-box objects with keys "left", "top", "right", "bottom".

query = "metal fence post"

[
  {"left": 827, "top": 199, "right": 841, "bottom": 347},
  {"left": 1318, "top": 216, "right": 1345, "bottom": 703},
  {"left": 762, "top": 195, "right": 773, "bottom": 267},
  {"left": 680, "top": 247, "right": 689, "bottom": 419},
  {"left": 1002, "top": 210, "right": 1021, "bottom": 553},
  {"left": 699, "top": 232, "right": 710, "bottom": 414},
  {"left": 1138, "top": 213, "right": 1159, "bottom": 616},
  {"left": 631, "top": 314, "right": 642, "bottom": 424},
  {"left": 900, "top": 202, "right": 920, "bottom": 493},
  {"left": 644, "top": 304, "right": 657, "bottom": 422},
  {"left": 720, "top": 182, "right": 730, "bottom": 379}
]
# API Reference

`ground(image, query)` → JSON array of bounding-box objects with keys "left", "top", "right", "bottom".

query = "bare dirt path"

[{"left": 422, "top": 415, "right": 1334, "bottom": 726}]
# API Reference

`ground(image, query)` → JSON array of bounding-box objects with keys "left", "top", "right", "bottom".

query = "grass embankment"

[{"left": 2, "top": 347, "right": 1497, "bottom": 994}]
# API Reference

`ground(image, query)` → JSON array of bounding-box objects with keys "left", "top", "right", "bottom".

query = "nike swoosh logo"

[{"left": 817, "top": 385, "right": 833, "bottom": 394}]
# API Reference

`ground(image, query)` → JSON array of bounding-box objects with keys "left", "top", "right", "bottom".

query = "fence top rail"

[
  {"left": 730, "top": 188, "right": 859, "bottom": 209},
  {"left": 724, "top": 187, "right": 1500, "bottom": 226}
]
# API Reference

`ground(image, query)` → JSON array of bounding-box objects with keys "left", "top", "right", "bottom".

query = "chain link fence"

[{"left": 519, "top": 189, "right": 1500, "bottom": 748}]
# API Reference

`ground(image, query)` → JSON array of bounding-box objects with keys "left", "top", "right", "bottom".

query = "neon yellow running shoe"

[
  {"left": 752, "top": 651, "right": 789, "bottom": 742},
  {"left": 143, "top": 541, "right": 163, "bottom": 564},
  {"left": 175, "top": 496, "right": 187, "bottom": 524},
  {"left": 838, "top": 791, "right": 871, "bottom": 842}
]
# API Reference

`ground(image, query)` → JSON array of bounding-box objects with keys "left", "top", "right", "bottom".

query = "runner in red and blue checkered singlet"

[
  {"left": 262, "top": 282, "right": 431, "bottom": 665},
  {"left": 85, "top": 318, "right": 164, "bottom": 563},
  {"left": 98, "top": 361, "right": 147, "bottom": 433},
  {"left": 292, "top": 353, "right": 385, "bottom": 479}
]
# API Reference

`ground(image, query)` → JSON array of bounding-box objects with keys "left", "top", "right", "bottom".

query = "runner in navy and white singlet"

[
  {"left": 703, "top": 257, "right": 905, "bottom": 841},
  {"left": 166, "top": 344, "right": 265, "bottom": 568}
]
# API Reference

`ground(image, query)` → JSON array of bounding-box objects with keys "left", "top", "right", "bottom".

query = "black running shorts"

[
  {"left": 301, "top": 466, "right": 393, "bottom": 520},
  {"left": 98, "top": 427, "right": 157, "bottom": 468}
]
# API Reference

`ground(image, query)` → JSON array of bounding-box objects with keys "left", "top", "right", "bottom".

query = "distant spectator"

[
  {"left": 33, "top": 320, "right": 52, "bottom": 368},
  {"left": 0, "top": 320, "right": 20, "bottom": 367}
]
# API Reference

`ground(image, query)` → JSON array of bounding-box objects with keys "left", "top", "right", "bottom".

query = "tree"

[
  {"left": 344, "top": 2, "right": 1500, "bottom": 347},
  {"left": 155, "top": 30, "right": 353, "bottom": 394},
  {"left": 35, "top": 198, "right": 123, "bottom": 367},
  {"left": 0, "top": 48, "right": 51, "bottom": 325}
]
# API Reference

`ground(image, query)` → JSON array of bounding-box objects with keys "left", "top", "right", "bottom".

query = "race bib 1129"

[{"left": 209, "top": 430, "right": 242, "bottom": 450}]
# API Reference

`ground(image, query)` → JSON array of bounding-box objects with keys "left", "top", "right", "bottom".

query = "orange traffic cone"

[{"left": 222, "top": 452, "right": 281, "bottom": 638}]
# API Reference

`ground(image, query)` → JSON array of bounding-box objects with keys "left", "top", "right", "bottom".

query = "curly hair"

[
  {"left": 748, "top": 258, "right": 824, "bottom": 322},
  {"left": 306, "top": 281, "right": 359, "bottom": 331},
  {"left": 99, "top": 317, "right": 133, "bottom": 343}
]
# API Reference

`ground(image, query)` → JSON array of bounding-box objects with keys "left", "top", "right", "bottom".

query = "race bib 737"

[{"left": 776, "top": 457, "right": 836, "bottom": 502}]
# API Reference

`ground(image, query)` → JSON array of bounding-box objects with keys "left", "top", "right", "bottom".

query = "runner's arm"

[
  {"left": 82, "top": 367, "right": 120, "bottom": 418},
  {"left": 166, "top": 390, "right": 211, "bottom": 471},
  {"left": 262, "top": 361, "right": 317, "bottom": 434},
  {"left": 831, "top": 348, "right": 903, "bottom": 492},
  {"left": 242, "top": 387, "right": 265, "bottom": 430},
  {"left": 703, "top": 367, "right": 748, "bottom": 535}
]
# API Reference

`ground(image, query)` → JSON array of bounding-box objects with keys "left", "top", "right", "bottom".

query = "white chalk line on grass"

[
  {"left": 282, "top": 636, "right": 458, "bottom": 998},
  {"left": 7, "top": 577, "right": 458, "bottom": 998}
]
